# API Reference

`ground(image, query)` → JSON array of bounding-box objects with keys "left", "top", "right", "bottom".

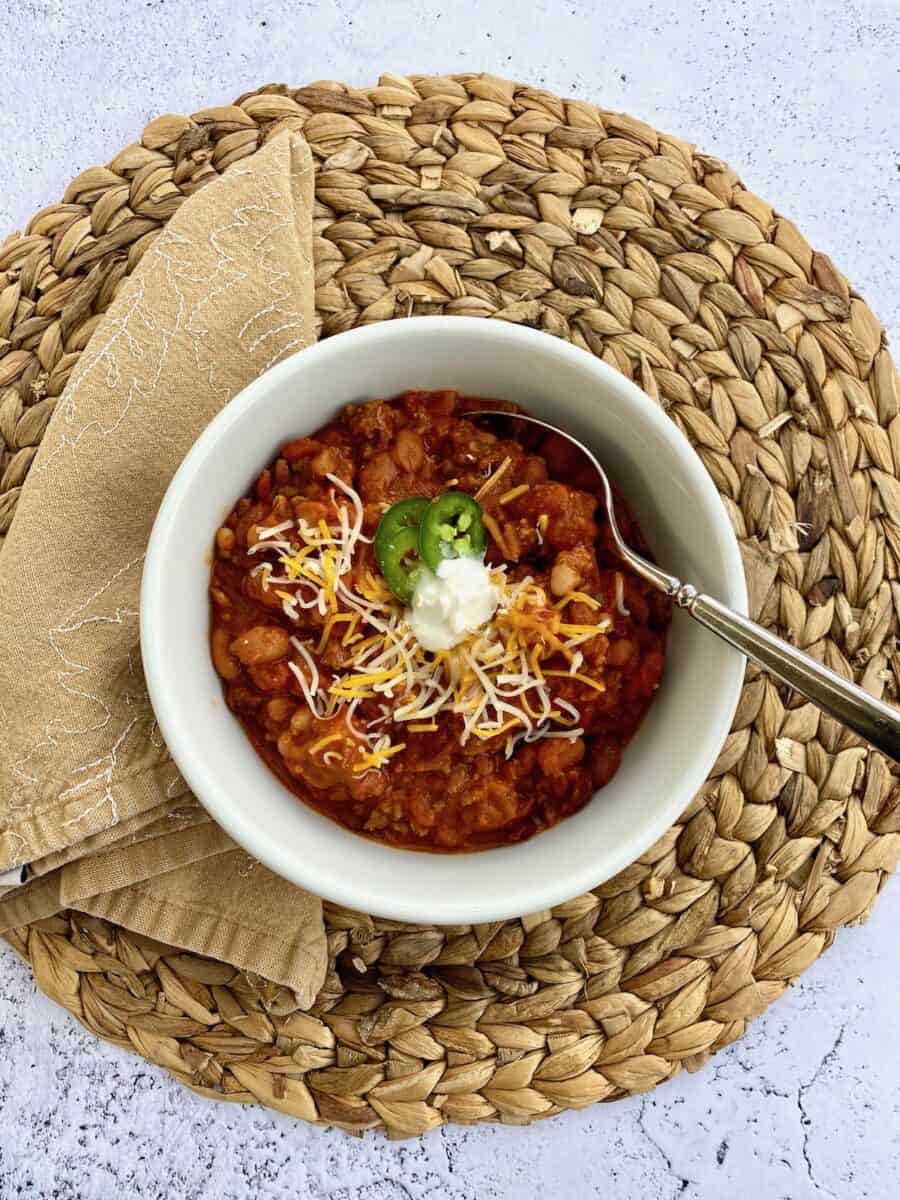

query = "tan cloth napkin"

[
  {"left": 0, "top": 130, "right": 326, "bottom": 1004},
  {"left": 28, "top": 797, "right": 205, "bottom": 877}
]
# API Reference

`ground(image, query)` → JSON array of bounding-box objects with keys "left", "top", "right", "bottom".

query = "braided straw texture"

[{"left": 2, "top": 75, "right": 900, "bottom": 1138}]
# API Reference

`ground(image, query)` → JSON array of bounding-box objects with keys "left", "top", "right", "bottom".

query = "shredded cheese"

[
  {"left": 243, "top": 474, "right": 613, "bottom": 764},
  {"left": 316, "top": 612, "right": 356, "bottom": 654},
  {"left": 308, "top": 733, "right": 344, "bottom": 756},
  {"left": 257, "top": 519, "right": 294, "bottom": 541},
  {"left": 474, "top": 456, "right": 513, "bottom": 500},
  {"left": 354, "top": 740, "right": 406, "bottom": 774},
  {"left": 555, "top": 591, "right": 601, "bottom": 611},
  {"left": 499, "top": 484, "right": 530, "bottom": 506},
  {"left": 482, "top": 512, "right": 512, "bottom": 560},
  {"left": 543, "top": 669, "right": 607, "bottom": 693}
]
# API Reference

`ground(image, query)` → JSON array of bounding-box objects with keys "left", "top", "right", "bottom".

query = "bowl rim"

[{"left": 141, "top": 317, "right": 748, "bottom": 922}]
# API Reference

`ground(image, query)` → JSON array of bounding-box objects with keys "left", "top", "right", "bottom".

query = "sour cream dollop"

[{"left": 406, "top": 556, "right": 499, "bottom": 651}]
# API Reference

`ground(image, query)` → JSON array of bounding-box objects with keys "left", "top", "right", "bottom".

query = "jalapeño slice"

[
  {"left": 418, "top": 492, "right": 486, "bottom": 571},
  {"left": 373, "top": 497, "right": 430, "bottom": 604}
]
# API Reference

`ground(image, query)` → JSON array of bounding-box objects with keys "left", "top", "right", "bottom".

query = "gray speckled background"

[{"left": 1, "top": 2, "right": 899, "bottom": 1196}]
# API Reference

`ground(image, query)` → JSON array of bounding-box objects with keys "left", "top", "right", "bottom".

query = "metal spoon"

[{"left": 476, "top": 409, "right": 900, "bottom": 764}]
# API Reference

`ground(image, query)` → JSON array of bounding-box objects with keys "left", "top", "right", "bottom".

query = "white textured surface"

[{"left": 1, "top": 1, "right": 899, "bottom": 1196}]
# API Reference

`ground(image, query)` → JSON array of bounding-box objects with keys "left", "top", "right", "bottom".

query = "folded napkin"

[{"left": 0, "top": 129, "right": 326, "bottom": 1002}]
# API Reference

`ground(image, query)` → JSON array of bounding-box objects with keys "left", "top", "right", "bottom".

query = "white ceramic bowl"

[{"left": 141, "top": 318, "right": 746, "bottom": 923}]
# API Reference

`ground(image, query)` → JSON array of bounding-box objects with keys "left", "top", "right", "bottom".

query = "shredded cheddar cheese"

[
  {"left": 246, "top": 473, "right": 613, "bottom": 765},
  {"left": 499, "top": 484, "right": 530, "bottom": 505},
  {"left": 354, "top": 740, "right": 407, "bottom": 774},
  {"left": 316, "top": 612, "right": 357, "bottom": 654},
  {"left": 474, "top": 456, "right": 512, "bottom": 500},
  {"left": 543, "top": 669, "right": 607, "bottom": 693},
  {"left": 555, "top": 591, "right": 601, "bottom": 611},
  {"left": 482, "top": 512, "right": 512, "bottom": 560},
  {"left": 308, "top": 733, "right": 345, "bottom": 756}
]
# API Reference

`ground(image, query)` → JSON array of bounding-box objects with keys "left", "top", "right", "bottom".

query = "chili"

[{"left": 209, "top": 390, "right": 671, "bottom": 852}]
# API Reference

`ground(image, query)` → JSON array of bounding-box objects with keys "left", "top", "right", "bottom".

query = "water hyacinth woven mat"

[{"left": 1, "top": 74, "right": 899, "bottom": 1138}]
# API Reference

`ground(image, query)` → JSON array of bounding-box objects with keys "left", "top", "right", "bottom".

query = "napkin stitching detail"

[{"left": 100, "top": 879, "right": 323, "bottom": 958}]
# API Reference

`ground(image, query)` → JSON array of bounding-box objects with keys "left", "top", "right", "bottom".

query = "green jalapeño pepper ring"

[
  {"left": 418, "top": 492, "right": 486, "bottom": 572},
  {"left": 373, "top": 497, "right": 430, "bottom": 604}
]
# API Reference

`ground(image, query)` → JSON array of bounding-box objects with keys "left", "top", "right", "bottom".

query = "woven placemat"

[{"left": 2, "top": 74, "right": 900, "bottom": 1137}]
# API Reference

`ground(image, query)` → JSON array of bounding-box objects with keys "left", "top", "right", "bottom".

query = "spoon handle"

[
  {"left": 679, "top": 588, "right": 900, "bottom": 764},
  {"left": 472, "top": 409, "right": 900, "bottom": 761}
]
